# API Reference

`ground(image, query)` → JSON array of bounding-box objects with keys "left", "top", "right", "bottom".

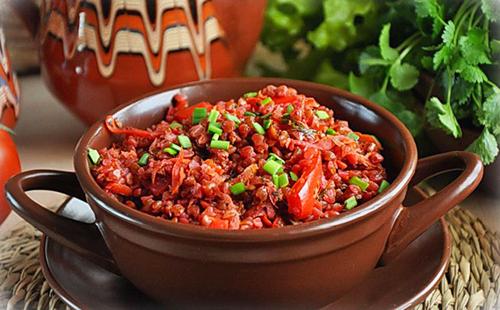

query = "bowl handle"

[
  {"left": 5, "top": 170, "right": 120, "bottom": 274},
  {"left": 380, "top": 151, "right": 483, "bottom": 264}
]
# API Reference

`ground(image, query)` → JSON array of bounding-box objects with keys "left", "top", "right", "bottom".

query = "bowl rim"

[{"left": 74, "top": 77, "right": 417, "bottom": 241}]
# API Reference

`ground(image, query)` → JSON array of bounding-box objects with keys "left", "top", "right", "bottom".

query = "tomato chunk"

[{"left": 287, "top": 151, "right": 323, "bottom": 219}]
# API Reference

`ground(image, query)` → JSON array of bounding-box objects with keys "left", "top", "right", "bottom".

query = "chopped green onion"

[
  {"left": 244, "top": 91, "right": 258, "bottom": 98},
  {"left": 290, "top": 171, "right": 298, "bottom": 181},
  {"left": 88, "top": 148, "right": 100, "bottom": 165},
  {"left": 208, "top": 123, "right": 223, "bottom": 135},
  {"left": 261, "top": 113, "right": 272, "bottom": 119},
  {"left": 178, "top": 135, "right": 192, "bottom": 148},
  {"left": 349, "top": 176, "right": 369, "bottom": 191},
  {"left": 263, "top": 119, "right": 272, "bottom": 130},
  {"left": 163, "top": 147, "right": 178, "bottom": 156},
  {"left": 326, "top": 128, "right": 337, "bottom": 135},
  {"left": 192, "top": 107, "right": 207, "bottom": 124},
  {"left": 253, "top": 122, "right": 265, "bottom": 135},
  {"left": 344, "top": 196, "right": 358, "bottom": 210},
  {"left": 230, "top": 182, "right": 246, "bottom": 195},
  {"left": 315, "top": 110, "right": 330, "bottom": 120},
  {"left": 170, "top": 143, "right": 182, "bottom": 152},
  {"left": 287, "top": 104, "right": 294, "bottom": 114},
  {"left": 138, "top": 153, "right": 150, "bottom": 166},
  {"left": 169, "top": 121, "right": 183, "bottom": 129},
  {"left": 210, "top": 140, "right": 230, "bottom": 150},
  {"left": 272, "top": 174, "right": 279, "bottom": 187},
  {"left": 212, "top": 134, "right": 220, "bottom": 141},
  {"left": 244, "top": 111, "right": 257, "bottom": 117},
  {"left": 378, "top": 180, "right": 390, "bottom": 193},
  {"left": 261, "top": 97, "right": 272, "bottom": 105},
  {"left": 224, "top": 113, "right": 241, "bottom": 124},
  {"left": 278, "top": 173, "right": 289, "bottom": 188},
  {"left": 263, "top": 158, "right": 282, "bottom": 175},
  {"left": 282, "top": 113, "right": 290, "bottom": 118},
  {"left": 347, "top": 132, "right": 359, "bottom": 141},
  {"left": 207, "top": 109, "right": 219, "bottom": 123},
  {"left": 268, "top": 153, "right": 285, "bottom": 164}
]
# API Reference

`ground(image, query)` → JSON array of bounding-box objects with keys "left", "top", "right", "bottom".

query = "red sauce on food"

[{"left": 91, "top": 85, "right": 387, "bottom": 229}]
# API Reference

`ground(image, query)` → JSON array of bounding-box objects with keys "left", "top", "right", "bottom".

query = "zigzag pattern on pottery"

[
  {"left": 0, "top": 29, "right": 20, "bottom": 121},
  {"left": 41, "top": 0, "right": 224, "bottom": 85}
]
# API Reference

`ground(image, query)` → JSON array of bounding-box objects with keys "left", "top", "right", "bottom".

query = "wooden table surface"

[{"left": 1, "top": 75, "right": 499, "bottom": 237}]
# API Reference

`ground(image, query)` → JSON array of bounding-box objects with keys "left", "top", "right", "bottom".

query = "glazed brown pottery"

[
  {"left": 38, "top": 187, "right": 450, "bottom": 310},
  {"left": 6, "top": 78, "right": 483, "bottom": 308},
  {"left": 9, "top": 0, "right": 266, "bottom": 124}
]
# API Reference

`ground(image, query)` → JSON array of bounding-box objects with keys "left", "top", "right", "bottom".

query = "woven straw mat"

[{"left": 1, "top": 206, "right": 499, "bottom": 310}]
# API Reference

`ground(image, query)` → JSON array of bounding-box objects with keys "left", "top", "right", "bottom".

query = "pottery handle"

[
  {"left": 6, "top": 0, "right": 40, "bottom": 39},
  {"left": 380, "top": 151, "right": 483, "bottom": 264},
  {"left": 5, "top": 170, "right": 120, "bottom": 274}
]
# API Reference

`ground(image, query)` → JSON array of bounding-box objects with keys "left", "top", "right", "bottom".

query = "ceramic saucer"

[{"left": 39, "top": 188, "right": 451, "bottom": 309}]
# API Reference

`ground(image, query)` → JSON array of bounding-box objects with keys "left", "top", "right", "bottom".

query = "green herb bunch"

[{"left": 259, "top": 0, "right": 500, "bottom": 164}]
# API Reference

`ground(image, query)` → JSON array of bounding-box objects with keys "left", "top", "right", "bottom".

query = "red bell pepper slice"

[
  {"left": 105, "top": 116, "right": 154, "bottom": 139},
  {"left": 106, "top": 182, "right": 133, "bottom": 196},
  {"left": 272, "top": 96, "right": 297, "bottom": 105},
  {"left": 174, "top": 102, "right": 213, "bottom": 121},
  {"left": 287, "top": 151, "right": 323, "bottom": 219},
  {"left": 208, "top": 217, "right": 229, "bottom": 229}
]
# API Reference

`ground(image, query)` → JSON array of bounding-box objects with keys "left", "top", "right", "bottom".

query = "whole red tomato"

[{"left": 0, "top": 128, "right": 20, "bottom": 223}]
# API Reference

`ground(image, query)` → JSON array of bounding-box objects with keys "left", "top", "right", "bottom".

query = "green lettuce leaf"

[{"left": 307, "top": 0, "right": 380, "bottom": 51}]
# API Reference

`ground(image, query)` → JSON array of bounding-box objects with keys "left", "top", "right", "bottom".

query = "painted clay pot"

[
  {"left": 0, "top": 28, "right": 20, "bottom": 128},
  {"left": 10, "top": 0, "right": 266, "bottom": 124},
  {"left": 0, "top": 28, "right": 21, "bottom": 224},
  {"left": 6, "top": 79, "right": 483, "bottom": 308}
]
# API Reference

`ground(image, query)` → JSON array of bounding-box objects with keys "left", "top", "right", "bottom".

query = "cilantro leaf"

[
  {"left": 359, "top": 46, "right": 387, "bottom": 74},
  {"left": 477, "top": 92, "right": 500, "bottom": 135},
  {"left": 433, "top": 21, "right": 456, "bottom": 70},
  {"left": 348, "top": 72, "right": 377, "bottom": 98},
  {"left": 466, "top": 128, "right": 499, "bottom": 165},
  {"left": 451, "top": 78, "right": 474, "bottom": 105},
  {"left": 441, "top": 21, "right": 455, "bottom": 46},
  {"left": 414, "top": 0, "right": 444, "bottom": 36},
  {"left": 389, "top": 62, "right": 420, "bottom": 91},
  {"left": 432, "top": 45, "right": 454, "bottom": 71},
  {"left": 457, "top": 63, "right": 487, "bottom": 84},
  {"left": 433, "top": 46, "right": 454, "bottom": 70},
  {"left": 459, "top": 27, "right": 491, "bottom": 65},
  {"left": 379, "top": 24, "right": 399, "bottom": 61},
  {"left": 425, "top": 97, "right": 462, "bottom": 138},
  {"left": 415, "top": 0, "right": 442, "bottom": 19}
]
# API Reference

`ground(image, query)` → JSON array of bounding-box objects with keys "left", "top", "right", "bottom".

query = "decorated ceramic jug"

[
  {"left": 10, "top": 0, "right": 266, "bottom": 124},
  {"left": 0, "top": 27, "right": 21, "bottom": 224},
  {"left": 0, "top": 29, "right": 20, "bottom": 128}
]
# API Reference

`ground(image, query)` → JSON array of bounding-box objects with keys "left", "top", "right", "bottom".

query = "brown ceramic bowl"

[{"left": 5, "top": 78, "right": 484, "bottom": 308}]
